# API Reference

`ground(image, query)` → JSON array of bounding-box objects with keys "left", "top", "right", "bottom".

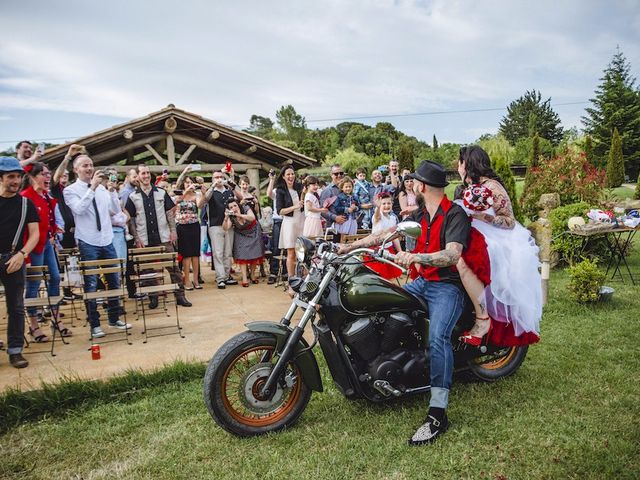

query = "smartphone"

[
  {"left": 225, "top": 161, "right": 232, "bottom": 173},
  {"left": 191, "top": 164, "right": 202, "bottom": 171},
  {"left": 37, "top": 143, "right": 46, "bottom": 155},
  {"left": 109, "top": 174, "right": 118, "bottom": 182},
  {"left": 173, "top": 190, "right": 183, "bottom": 196}
]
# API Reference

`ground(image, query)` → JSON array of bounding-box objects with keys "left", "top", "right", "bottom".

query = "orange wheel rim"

[
  {"left": 220, "top": 345, "right": 302, "bottom": 427},
  {"left": 475, "top": 347, "right": 517, "bottom": 370}
]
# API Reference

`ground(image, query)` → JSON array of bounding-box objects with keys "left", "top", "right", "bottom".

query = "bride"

[{"left": 455, "top": 146, "right": 541, "bottom": 346}]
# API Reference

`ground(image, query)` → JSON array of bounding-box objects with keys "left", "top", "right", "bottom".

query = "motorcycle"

[{"left": 203, "top": 221, "right": 529, "bottom": 437}]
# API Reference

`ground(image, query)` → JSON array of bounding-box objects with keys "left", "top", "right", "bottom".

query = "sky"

[{"left": 1, "top": 0, "right": 639, "bottom": 152}]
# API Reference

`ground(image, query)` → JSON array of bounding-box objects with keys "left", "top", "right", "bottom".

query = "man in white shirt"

[{"left": 63, "top": 154, "right": 131, "bottom": 338}]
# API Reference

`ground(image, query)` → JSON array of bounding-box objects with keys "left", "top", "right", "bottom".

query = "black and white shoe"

[
  {"left": 217, "top": 281, "right": 226, "bottom": 290},
  {"left": 225, "top": 277, "right": 238, "bottom": 286},
  {"left": 408, "top": 414, "right": 449, "bottom": 446}
]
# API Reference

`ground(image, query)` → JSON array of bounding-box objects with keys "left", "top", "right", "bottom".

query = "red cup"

[{"left": 91, "top": 344, "right": 101, "bottom": 360}]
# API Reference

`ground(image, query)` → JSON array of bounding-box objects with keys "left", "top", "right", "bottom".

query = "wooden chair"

[
  {"left": 23, "top": 265, "right": 66, "bottom": 356},
  {"left": 78, "top": 258, "right": 131, "bottom": 345},
  {"left": 57, "top": 247, "right": 84, "bottom": 327},
  {"left": 343, "top": 233, "right": 370, "bottom": 245},
  {"left": 130, "top": 251, "right": 184, "bottom": 343}
]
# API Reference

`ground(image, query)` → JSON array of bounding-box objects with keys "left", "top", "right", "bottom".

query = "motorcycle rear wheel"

[
  {"left": 467, "top": 345, "right": 528, "bottom": 382},
  {"left": 203, "top": 331, "right": 311, "bottom": 437}
]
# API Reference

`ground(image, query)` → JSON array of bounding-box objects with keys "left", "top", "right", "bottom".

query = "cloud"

[{"left": 0, "top": 0, "right": 638, "bottom": 141}]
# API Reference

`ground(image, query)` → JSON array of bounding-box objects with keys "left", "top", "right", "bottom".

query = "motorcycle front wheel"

[
  {"left": 467, "top": 345, "right": 528, "bottom": 382},
  {"left": 203, "top": 331, "right": 311, "bottom": 437}
]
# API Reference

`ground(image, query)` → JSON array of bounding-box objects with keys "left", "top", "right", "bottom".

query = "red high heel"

[{"left": 460, "top": 317, "right": 492, "bottom": 347}]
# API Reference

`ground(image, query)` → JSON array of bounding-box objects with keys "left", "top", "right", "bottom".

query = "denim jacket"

[
  {"left": 332, "top": 193, "right": 361, "bottom": 219},
  {"left": 353, "top": 179, "right": 372, "bottom": 206}
]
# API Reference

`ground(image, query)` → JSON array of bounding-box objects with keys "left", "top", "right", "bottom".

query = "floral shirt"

[{"left": 176, "top": 198, "right": 199, "bottom": 225}]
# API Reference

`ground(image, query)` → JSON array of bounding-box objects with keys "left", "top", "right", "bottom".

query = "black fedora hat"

[{"left": 407, "top": 160, "right": 449, "bottom": 188}]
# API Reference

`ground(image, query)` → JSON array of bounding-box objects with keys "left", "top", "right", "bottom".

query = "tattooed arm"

[
  {"left": 471, "top": 179, "right": 515, "bottom": 229},
  {"left": 395, "top": 242, "right": 463, "bottom": 268},
  {"left": 336, "top": 228, "right": 395, "bottom": 254}
]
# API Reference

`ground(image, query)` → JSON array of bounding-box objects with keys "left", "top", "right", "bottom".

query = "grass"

[
  {"left": 1, "top": 253, "right": 639, "bottom": 479},
  {"left": 609, "top": 185, "right": 636, "bottom": 200}
]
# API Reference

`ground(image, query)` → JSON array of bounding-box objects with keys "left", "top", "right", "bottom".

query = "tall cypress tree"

[
  {"left": 432, "top": 134, "right": 439, "bottom": 150},
  {"left": 494, "top": 157, "right": 523, "bottom": 223},
  {"left": 582, "top": 49, "right": 640, "bottom": 177},
  {"left": 584, "top": 135, "right": 594, "bottom": 166},
  {"left": 606, "top": 128, "right": 625, "bottom": 188},
  {"left": 530, "top": 133, "right": 541, "bottom": 167}
]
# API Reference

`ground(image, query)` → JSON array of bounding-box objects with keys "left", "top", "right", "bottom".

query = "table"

[{"left": 569, "top": 226, "right": 638, "bottom": 285}]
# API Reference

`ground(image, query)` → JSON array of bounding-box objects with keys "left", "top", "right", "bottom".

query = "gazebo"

[{"left": 39, "top": 104, "right": 317, "bottom": 189}]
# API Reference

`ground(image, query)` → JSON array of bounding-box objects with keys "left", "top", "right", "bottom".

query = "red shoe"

[
  {"left": 460, "top": 317, "right": 492, "bottom": 347},
  {"left": 241, "top": 282, "right": 249, "bottom": 288}
]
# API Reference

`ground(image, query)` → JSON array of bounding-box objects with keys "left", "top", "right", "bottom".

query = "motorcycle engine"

[{"left": 341, "top": 313, "right": 428, "bottom": 389}]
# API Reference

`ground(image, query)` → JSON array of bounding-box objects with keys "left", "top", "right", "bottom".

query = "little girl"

[
  {"left": 332, "top": 176, "right": 360, "bottom": 240},
  {"left": 303, "top": 176, "right": 327, "bottom": 238},
  {"left": 368, "top": 192, "right": 402, "bottom": 280}
]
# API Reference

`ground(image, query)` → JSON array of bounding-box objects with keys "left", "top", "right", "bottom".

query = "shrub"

[
  {"left": 635, "top": 171, "right": 640, "bottom": 200},
  {"left": 548, "top": 202, "right": 611, "bottom": 265},
  {"left": 567, "top": 258, "right": 606, "bottom": 303},
  {"left": 606, "top": 127, "right": 624, "bottom": 188},
  {"left": 520, "top": 150, "right": 606, "bottom": 220}
]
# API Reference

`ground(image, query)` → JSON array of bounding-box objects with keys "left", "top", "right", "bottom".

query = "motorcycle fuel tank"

[{"left": 337, "top": 261, "right": 425, "bottom": 315}]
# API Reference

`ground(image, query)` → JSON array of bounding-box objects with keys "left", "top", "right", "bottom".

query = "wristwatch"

[{"left": 19, "top": 250, "right": 27, "bottom": 257}]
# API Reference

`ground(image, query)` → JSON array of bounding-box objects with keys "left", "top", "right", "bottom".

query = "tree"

[
  {"left": 499, "top": 90, "right": 564, "bottom": 146},
  {"left": 275, "top": 105, "right": 307, "bottom": 145},
  {"left": 477, "top": 134, "right": 515, "bottom": 165},
  {"left": 494, "top": 156, "right": 523, "bottom": 223},
  {"left": 582, "top": 49, "right": 640, "bottom": 177},
  {"left": 323, "top": 147, "right": 374, "bottom": 175},
  {"left": 433, "top": 134, "right": 439, "bottom": 150},
  {"left": 606, "top": 127, "right": 625, "bottom": 188},
  {"left": 635, "top": 171, "right": 640, "bottom": 200},
  {"left": 513, "top": 135, "right": 554, "bottom": 166},
  {"left": 246, "top": 115, "right": 275, "bottom": 139},
  {"left": 584, "top": 135, "right": 594, "bottom": 166},
  {"left": 530, "top": 133, "right": 540, "bottom": 167}
]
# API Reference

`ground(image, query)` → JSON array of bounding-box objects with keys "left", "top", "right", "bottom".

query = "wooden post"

[
  {"left": 166, "top": 135, "right": 176, "bottom": 166},
  {"left": 123, "top": 129, "right": 133, "bottom": 142},
  {"left": 144, "top": 144, "right": 168, "bottom": 165},
  {"left": 164, "top": 116, "right": 177, "bottom": 134},
  {"left": 246, "top": 167, "right": 260, "bottom": 194},
  {"left": 243, "top": 145, "right": 257, "bottom": 155}
]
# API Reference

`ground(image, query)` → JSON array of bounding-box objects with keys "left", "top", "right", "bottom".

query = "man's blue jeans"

[
  {"left": 404, "top": 277, "right": 465, "bottom": 409},
  {"left": 25, "top": 241, "right": 60, "bottom": 317},
  {"left": 77, "top": 240, "right": 122, "bottom": 328}
]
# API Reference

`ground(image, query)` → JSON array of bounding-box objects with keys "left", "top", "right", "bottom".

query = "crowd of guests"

[{"left": 1, "top": 141, "right": 422, "bottom": 368}]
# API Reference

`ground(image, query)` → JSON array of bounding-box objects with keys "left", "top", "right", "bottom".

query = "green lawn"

[{"left": 1, "top": 253, "right": 639, "bottom": 479}]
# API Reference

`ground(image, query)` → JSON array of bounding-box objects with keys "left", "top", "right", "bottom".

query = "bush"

[
  {"left": 567, "top": 258, "right": 606, "bottom": 303},
  {"left": 520, "top": 150, "right": 606, "bottom": 220},
  {"left": 635, "top": 172, "right": 640, "bottom": 200},
  {"left": 494, "top": 156, "right": 524, "bottom": 223},
  {"left": 548, "top": 202, "right": 611, "bottom": 265}
]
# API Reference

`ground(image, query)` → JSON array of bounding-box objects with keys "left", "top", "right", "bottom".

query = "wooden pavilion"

[{"left": 39, "top": 104, "right": 317, "bottom": 189}]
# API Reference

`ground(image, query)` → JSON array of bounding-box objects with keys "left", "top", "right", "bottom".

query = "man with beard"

[
  {"left": 16, "top": 140, "right": 42, "bottom": 168},
  {"left": 0, "top": 157, "right": 40, "bottom": 368},
  {"left": 339, "top": 160, "right": 470, "bottom": 445}
]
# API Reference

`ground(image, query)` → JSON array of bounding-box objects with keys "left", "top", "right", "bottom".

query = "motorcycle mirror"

[{"left": 395, "top": 221, "right": 421, "bottom": 239}]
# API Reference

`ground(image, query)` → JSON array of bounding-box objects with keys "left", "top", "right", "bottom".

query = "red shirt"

[{"left": 21, "top": 186, "right": 57, "bottom": 254}]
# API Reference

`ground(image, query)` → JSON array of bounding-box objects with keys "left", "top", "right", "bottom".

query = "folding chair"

[
  {"left": 128, "top": 246, "right": 166, "bottom": 317},
  {"left": 23, "top": 265, "right": 66, "bottom": 356},
  {"left": 57, "top": 247, "right": 84, "bottom": 327},
  {"left": 78, "top": 258, "right": 131, "bottom": 345},
  {"left": 130, "top": 251, "right": 184, "bottom": 343}
]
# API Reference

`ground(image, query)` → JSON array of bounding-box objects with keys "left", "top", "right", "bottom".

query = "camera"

[
  {"left": 378, "top": 165, "right": 389, "bottom": 175},
  {"left": 173, "top": 189, "right": 183, "bottom": 196},
  {"left": 109, "top": 174, "right": 118, "bottom": 182},
  {"left": 269, "top": 169, "right": 275, "bottom": 177}
]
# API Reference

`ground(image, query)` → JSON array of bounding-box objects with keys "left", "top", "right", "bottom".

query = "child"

[
  {"left": 367, "top": 192, "right": 402, "bottom": 280},
  {"left": 332, "top": 176, "right": 360, "bottom": 240},
  {"left": 353, "top": 168, "right": 373, "bottom": 229},
  {"left": 303, "top": 176, "right": 327, "bottom": 238}
]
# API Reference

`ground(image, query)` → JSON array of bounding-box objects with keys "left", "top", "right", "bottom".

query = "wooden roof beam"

[
  {"left": 207, "top": 130, "right": 220, "bottom": 142},
  {"left": 91, "top": 134, "right": 164, "bottom": 163},
  {"left": 172, "top": 133, "right": 271, "bottom": 171},
  {"left": 145, "top": 143, "right": 168, "bottom": 166},
  {"left": 110, "top": 164, "right": 261, "bottom": 174},
  {"left": 243, "top": 145, "right": 257, "bottom": 155},
  {"left": 176, "top": 144, "right": 197, "bottom": 165}
]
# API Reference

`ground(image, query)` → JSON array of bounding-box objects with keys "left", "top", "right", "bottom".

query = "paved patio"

[{"left": 0, "top": 270, "right": 295, "bottom": 393}]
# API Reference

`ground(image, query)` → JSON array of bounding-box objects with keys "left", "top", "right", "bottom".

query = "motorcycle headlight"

[{"left": 294, "top": 236, "right": 315, "bottom": 264}]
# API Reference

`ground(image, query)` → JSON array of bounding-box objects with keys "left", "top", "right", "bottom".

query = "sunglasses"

[{"left": 333, "top": 171, "right": 345, "bottom": 176}]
